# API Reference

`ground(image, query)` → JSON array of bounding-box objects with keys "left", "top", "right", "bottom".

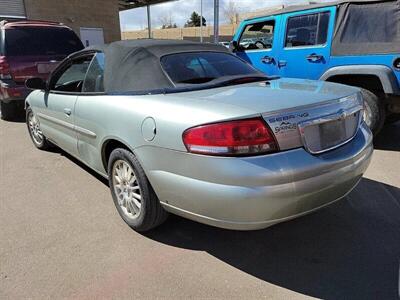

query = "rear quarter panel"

[{"left": 74, "top": 94, "right": 257, "bottom": 175}]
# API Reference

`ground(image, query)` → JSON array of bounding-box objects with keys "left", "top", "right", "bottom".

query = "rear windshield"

[
  {"left": 161, "top": 52, "right": 259, "bottom": 84},
  {"left": 5, "top": 27, "right": 84, "bottom": 56}
]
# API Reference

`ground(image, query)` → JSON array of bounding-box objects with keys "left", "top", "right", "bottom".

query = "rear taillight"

[
  {"left": 0, "top": 56, "right": 11, "bottom": 79},
  {"left": 183, "top": 118, "right": 279, "bottom": 156}
]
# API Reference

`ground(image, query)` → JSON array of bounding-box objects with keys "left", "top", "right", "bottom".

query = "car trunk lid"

[{"left": 173, "top": 78, "right": 363, "bottom": 153}]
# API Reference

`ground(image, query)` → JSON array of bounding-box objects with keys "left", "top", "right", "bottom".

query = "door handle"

[
  {"left": 306, "top": 53, "right": 324, "bottom": 62},
  {"left": 261, "top": 56, "right": 275, "bottom": 64},
  {"left": 278, "top": 60, "right": 287, "bottom": 68},
  {"left": 64, "top": 108, "right": 72, "bottom": 116}
]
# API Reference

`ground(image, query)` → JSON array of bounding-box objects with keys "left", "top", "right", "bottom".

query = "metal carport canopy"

[{"left": 118, "top": 0, "right": 220, "bottom": 43}]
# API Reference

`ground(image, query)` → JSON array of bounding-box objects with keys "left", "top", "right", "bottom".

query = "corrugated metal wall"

[{"left": 0, "top": 0, "right": 26, "bottom": 18}]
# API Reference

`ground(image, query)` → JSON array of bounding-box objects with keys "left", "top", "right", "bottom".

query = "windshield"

[
  {"left": 5, "top": 27, "right": 84, "bottom": 56},
  {"left": 161, "top": 52, "right": 263, "bottom": 85}
]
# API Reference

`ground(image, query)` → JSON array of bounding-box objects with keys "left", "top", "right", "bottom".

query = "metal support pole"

[
  {"left": 200, "top": 0, "right": 203, "bottom": 43},
  {"left": 147, "top": 5, "right": 151, "bottom": 39},
  {"left": 213, "top": 0, "right": 219, "bottom": 44}
]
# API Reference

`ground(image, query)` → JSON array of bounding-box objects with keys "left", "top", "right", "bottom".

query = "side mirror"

[
  {"left": 25, "top": 77, "right": 47, "bottom": 90},
  {"left": 229, "top": 40, "right": 239, "bottom": 52}
]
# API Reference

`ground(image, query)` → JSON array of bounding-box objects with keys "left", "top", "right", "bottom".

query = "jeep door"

[
  {"left": 277, "top": 7, "right": 335, "bottom": 79},
  {"left": 38, "top": 55, "right": 92, "bottom": 157},
  {"left": 234, "top": 15, "right": 281, "bottom": 76}
]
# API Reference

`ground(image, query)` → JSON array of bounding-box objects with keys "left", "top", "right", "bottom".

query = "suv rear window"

[
  {"left": 285, "top": 12, "right": 330, "bottom": 48},
  {"left": 5, "top": 27, "right": 83, "bottom": 56},
  {"left": 161, "top": 52, "right": 259, "bottom": 84}
]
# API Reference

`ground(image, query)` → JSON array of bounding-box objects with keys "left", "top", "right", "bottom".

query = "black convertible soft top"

[
  {"left": 80, "top": 39, "right": 232, "bottom": 94},
  {"left": 243, "top": 0, "right": 396, "bottom": 20}
]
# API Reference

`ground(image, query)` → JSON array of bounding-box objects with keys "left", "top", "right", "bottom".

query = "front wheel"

[
  {"left": 108, "top": 148, "right": 168, "bottom": 232},
  {"left": 26, "top": 107, "right": 50, "bottom": 150},
  {"left": 360, "top": 88, "right": 385, "bottom": 135}
]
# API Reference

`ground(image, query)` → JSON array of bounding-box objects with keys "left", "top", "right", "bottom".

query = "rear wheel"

[
  {"left": 0, "top": 101, "right": 17, "bottom": 121},
  {"left": 108, "top": 148, "right": 168, "bottom": 232},
  {"left": 360, "top": 88, "right": 385, "bottom": 135},
  {"left": 26, "top": 107, "right": 50, "bottom": 150}
]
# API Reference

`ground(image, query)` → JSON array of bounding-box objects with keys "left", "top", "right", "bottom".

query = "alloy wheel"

[
  {"left": 112, "top": 160, "right": 142, "bottom": 219},
  {"left": 28, "top": 112, "right": 44, "bottom": 145}
]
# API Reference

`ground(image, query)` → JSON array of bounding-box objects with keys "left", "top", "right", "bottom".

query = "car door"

[
  {"left": 74, "top": 52, "right": 107, "bottom": 175},
  {"left": 234, "top": 15, "right": 281, "bottom": 76},
  {"left": 38, "top": 55, "right": 93, "bottom": 157},
  {"left": 277, "top": 7, "right": 336, "bottom": 79}
]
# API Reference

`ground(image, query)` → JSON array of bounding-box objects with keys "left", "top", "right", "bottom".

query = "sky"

[{"left": 119, "top": 0, "right": 333, "bottom": 31}]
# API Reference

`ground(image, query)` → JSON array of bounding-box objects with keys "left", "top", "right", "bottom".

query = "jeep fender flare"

[{"left": 320, "top": 65, "right": 400, "bottom": 95}]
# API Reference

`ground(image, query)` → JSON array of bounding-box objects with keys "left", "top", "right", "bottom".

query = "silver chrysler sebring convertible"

[{"left": 25, "top": 40, "right": 373, "bottom": 232}]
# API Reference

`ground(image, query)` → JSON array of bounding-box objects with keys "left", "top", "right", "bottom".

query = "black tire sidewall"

[
  {"left": 0, "top": 101, "right": 16, "bottom": 121},
  {"left": 108, "top": 148, "right": 151, "bottom": 230},
  {"left": 360, "top": 88, "right": 385, "bottom": 135}
]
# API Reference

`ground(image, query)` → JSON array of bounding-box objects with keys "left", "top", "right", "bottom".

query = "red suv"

[{"left": 0, "top": 20, "right": 84, "bottom": 120}]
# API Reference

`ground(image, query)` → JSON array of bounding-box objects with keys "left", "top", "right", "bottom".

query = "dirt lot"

[{"left": 0, "top": 119, "right": 399, "bottom": 300}]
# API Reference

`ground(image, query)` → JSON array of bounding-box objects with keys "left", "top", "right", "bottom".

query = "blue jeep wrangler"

[{"left": 231, "top": 0, "right": 400, "bottom": 134}]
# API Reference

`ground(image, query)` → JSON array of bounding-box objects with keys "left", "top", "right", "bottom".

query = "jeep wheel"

[
  {"left": 360, "top": 88, "right": 385, "bottom": 135},
  {"left": 0, "top": 101, "right": 17, "bottom": 121},
  {"left": 385, "top": 113, "right": 400, "bottom": 125}
]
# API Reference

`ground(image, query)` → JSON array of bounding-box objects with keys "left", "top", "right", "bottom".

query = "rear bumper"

[
  {"left": 136, "top": 123, "right": 373, "bottom": 230},
  {"left": 0, "top": 80, "right": 30, "bottom": 103}
]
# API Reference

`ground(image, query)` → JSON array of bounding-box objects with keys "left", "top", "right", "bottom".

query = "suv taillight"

[
  {"left": 0, "top": 56, "right": 12, "bottom": 79},
  {"left": 183, "top": 118, "right": 279, "bottom": 156}
]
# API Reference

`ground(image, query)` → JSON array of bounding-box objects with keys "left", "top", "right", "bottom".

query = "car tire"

[
  {"left": 0, "top": 101, "right": 17, "bottom": 121},
  {"left": 385, "top": 113, "right": 400, "bottom": 125},
  {"left": 26, "top": 107, "right": 50, "bottom": 150},
  {"left": 108, "top": 148, "right": 168, "bottom": 232},
  {"left": 360, "top": 88, "right": 385, "bottom": 135}
]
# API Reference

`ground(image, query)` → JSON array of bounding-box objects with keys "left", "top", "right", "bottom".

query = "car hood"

[{"left": 171, "top": 78, "right": 360, "bottom": 114}]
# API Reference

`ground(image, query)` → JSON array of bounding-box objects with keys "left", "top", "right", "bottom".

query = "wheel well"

[
  {"left": 102, "top": 139, "right": 131, "bottom": 171},
  {"left": 326, "top": 74, "right": 384, "bottom": 95}
]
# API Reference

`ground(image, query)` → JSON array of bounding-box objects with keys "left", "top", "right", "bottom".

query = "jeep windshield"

[
  {"left": 160, "top": 52, "right": 268, "bottom": 87},
  {"left": 5, "top": 27, "right": 84, "bottom": 56}
]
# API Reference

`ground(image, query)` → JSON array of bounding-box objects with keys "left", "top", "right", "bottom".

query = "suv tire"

[
  {"left": 0, "top": 101, "right": 16, "bottom": 121},
  {"left": 108, "top": 148, "right": 168, "bottom": 232},
  {"left": 360, "top": 88, "right": 385, "bottom": 135}
]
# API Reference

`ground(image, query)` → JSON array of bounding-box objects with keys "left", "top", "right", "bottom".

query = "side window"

[
  {"left": 239, "top": 20, "right": 275, "bottom": 51},
  {"left": 285, "top": 12, "right": 330, "bottom": 48},
  {"left": 82, "top": 53, "right": 105, "bottom": 93},
  {"left": 51, "top": 56, "right": 93, "bottom": 93}
]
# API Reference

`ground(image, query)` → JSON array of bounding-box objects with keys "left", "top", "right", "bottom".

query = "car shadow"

[
  {"left": 145, "top": 178, "right": 400, "bottom": 300},
  {"left": 48, "top": 147, "right": 109, "bottom": 187},
  {"left": 374, "top": 121, "right": 400, "bottom": 151}
]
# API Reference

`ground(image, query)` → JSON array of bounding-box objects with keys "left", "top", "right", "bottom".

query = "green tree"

[{"left": 184, "top": 11, "right": 206, "bottom": 27}]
